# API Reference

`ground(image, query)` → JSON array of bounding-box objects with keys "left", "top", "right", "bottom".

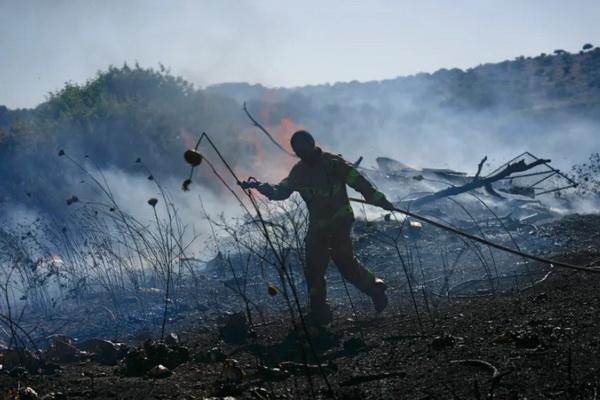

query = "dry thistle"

[
  {"left": 267, "top": 282, "right": 279, "bottom": 296},
  {"left": 148, "top": 198, "right": 158, "bottom": 207},
  {"left": 184, "top": 149, "right": 203, "bottom": 166}
]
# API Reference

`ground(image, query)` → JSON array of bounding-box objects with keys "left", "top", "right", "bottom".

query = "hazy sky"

[{"left": 1, "top": 0, "right": 599, "bottom": 108}]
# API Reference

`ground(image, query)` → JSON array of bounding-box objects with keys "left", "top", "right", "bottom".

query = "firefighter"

[{"left": 241, "top": 130, "right": 394, "bottom": 325}]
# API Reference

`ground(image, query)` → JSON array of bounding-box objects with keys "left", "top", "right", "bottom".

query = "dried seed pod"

[
  {"left": 267, "top": 283, "right": 279, "bottom": 296},
  {"left": 182, "top": 179, "right": 192, "bottom": 191},
  {"left": 147, "top": 198, "right": 158, "bottom": 207},
  {"left": 58, "top": 150, "right": 65, "bottom": 157},
  {"left": 184, "top": 149, "right": 203, "bottom": 166}
]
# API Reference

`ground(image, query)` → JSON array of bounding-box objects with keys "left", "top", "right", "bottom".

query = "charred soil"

[{"left": 1, "top": 214, "right": 600, "bottom": 400}]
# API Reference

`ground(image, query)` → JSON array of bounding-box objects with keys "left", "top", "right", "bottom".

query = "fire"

[
  {"left": 273, "top": 117, "right": 297, "bottom": 154},
  {"left": 178, "top": 109, "right": 304, "bottom": 199},
  {"left": 240, "top": 116, "right": 302, "bottom": 183}
]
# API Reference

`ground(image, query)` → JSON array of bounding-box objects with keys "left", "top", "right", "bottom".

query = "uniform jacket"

[{"left": 261, "top": 147, "right": 384, "bottom": 226}]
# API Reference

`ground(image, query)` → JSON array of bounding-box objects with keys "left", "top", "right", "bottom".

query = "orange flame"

[
  {"left": 178, "top": 109, "right": 304, "bottom": 199},
  {"left": 240, "top": 116, "right": 302, "bottom": 183}
]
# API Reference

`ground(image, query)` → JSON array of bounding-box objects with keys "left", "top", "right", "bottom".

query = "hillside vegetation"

[{"left": 1, "top": 47, "right": 600, "bottom": 217}]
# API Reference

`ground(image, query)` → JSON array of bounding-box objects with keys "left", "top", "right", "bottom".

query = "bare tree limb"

[
  {"left": 242, "top": 101, "right": 297, "bottom": 158},
  {"left": 409, "top": 158, "right": 550, "bottom": 208},
  {"left": 474, "top": 156, "right": 488, "bottom": 178}
]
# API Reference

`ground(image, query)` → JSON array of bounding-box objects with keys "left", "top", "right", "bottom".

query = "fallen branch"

[
  {"left": 409, "top": 158, "right": 550, "bottom": 207},
  {"left": 475, "top": 156, "right": 488, "bottom": 178}
]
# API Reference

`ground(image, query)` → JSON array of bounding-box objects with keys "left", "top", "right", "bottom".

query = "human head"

[{"left": 290, "top": 130, "right": 316, "bottom": 160}]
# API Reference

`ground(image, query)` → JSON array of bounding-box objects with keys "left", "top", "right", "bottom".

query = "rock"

[
  {"left": 45, "top": 335, "right": 82, "bottom": 363},
  {"left": 143, "top": 339, "right": 189, "bottom": 369},
  {"left": 146, "top": 364, "right": 171, "bottom": 379},
  {"left": 77, "top": 339, "right": 127, "bottom": 365},
  {"left": 164, "top": 332, "right": 179, "bottom": 347},
  {"left": 121, "top": 340, "right": 189, "bottom": 377},
  {"left": 18, "top": 387, "right": 39, "bottom": 400}
]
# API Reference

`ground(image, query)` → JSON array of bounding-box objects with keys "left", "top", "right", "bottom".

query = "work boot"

[
  {"left": 370, "top": 278, "right": 388, "bottom": 314},
  {"left": 305, "top": 303, "right": 333, "bottom": 326}
]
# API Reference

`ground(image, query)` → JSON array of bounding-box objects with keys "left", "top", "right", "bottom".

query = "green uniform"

[{"left": 260, "top": 147, "right": 385, "bottom": 313}]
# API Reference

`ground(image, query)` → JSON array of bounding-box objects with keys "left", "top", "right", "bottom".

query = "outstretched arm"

[
  {"left": 342, "top": 161, "right": 394, "bottom": 210},
  {"left": 256, "top": 178, "right": 294, "bottom": 201}
]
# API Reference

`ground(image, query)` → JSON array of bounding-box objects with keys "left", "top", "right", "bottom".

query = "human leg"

[
  {"left": 304, "top": 225, "right": 332, "bottom": 323},
  {"left": 330, "top": 220, "right": 388, "bottom": 313}
]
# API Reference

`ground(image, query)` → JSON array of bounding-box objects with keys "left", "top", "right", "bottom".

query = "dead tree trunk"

[{"left": 408, "top": 158, "right": 550, "bottom": 208}]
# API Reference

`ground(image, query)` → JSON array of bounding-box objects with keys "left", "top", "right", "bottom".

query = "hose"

[{"left": 348, "top": 197, "right": 600, "bottom": 274}]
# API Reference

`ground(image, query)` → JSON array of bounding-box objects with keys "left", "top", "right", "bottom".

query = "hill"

[{"left": 1, "top": 47, "right": 600, "bottom": 218}]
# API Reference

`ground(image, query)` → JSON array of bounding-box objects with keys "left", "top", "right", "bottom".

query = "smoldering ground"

[{"left": 0, "top": 49, "right": 599, "bottom": 355}]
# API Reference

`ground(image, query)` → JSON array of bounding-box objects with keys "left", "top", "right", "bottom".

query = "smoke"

[
  {"left": 3, "top": 50, "right": 600, "bottom": 250},
  {"left": 80, "top": 167, "right": 245, "bottom": 255},
  {"left": 231, "top": 66, "right": 600, "bottom": 199},
  {"left": 284, "top": 91, "right": 599, "bottom": 177}
]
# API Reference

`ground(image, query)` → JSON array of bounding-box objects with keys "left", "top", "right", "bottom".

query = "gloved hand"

[
  {"left": 239, "top": 178, "right": 275, "bottom": 198},
  {"left": 239, "top": 177, "right": 261, "bottom": 190}
]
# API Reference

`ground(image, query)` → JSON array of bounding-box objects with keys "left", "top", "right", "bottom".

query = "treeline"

[
  {"left": 0, "top": 65, "right": 253, "bottom": 217},
  {"left": 2, "top": 46, "right": 600, "bottom": 217}
]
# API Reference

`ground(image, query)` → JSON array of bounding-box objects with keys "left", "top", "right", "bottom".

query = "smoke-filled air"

[{"left": 1, "top": 1, "right": 600, "bottom": 398}]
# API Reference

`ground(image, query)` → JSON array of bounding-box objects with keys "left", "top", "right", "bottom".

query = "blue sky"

[{"left": 1, "top": 0, "right": 599, "bottom": 108}]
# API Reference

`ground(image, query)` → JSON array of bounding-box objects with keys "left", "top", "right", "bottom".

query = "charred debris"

[
  {"left": 1, "top": 149, "right": 599, "bottom": 399},
  {"left": 361, "top": 151, "right": 578, "bottom": 225}
]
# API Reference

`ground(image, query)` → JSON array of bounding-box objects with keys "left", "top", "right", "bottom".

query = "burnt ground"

[{"left": 1, "top": 214, "right": 600, "bottom": 400}]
